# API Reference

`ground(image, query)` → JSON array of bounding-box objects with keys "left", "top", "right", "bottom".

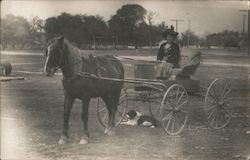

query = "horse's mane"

[
  {"left": 62, "top": 38, "right": 90, "bottom": 74},
  {"left": 63, "top": 38, "right": 92, "bottom": 59}
]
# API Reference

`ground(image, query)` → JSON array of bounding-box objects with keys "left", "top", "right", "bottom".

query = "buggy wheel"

[
  {"left": 97, "top": 88, "right": 128, "bottom": 128},
  {"left": 160, "top": 84, "right": 189, "bottom": 135},
  {"left": 205, "top": 79, "right": 232, "bottom": 129}
]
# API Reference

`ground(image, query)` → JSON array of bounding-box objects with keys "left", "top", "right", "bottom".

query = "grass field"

[{"left": 1, "top": 49, "right": 250, "bottom": 160}]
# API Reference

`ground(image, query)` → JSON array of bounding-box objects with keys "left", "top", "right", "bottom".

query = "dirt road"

[{"left": 1, "top": 49, "right": 250, "bottom": 160}]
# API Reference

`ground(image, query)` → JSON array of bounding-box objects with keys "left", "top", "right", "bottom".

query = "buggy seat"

[{"left": 133, "top": 48, "right": 201, "bottom": 91}]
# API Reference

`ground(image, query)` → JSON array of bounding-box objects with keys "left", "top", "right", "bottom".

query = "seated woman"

[{"left": 156, "top": 26, "right": 180, "bottom": 79}]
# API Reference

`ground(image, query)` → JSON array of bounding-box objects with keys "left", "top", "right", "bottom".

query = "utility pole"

[
  {"left": 187, "top": 13, "right": 191, "bottom": 48},
  {"left": 239, "top": 9, "right": 250, "bottom": 56},
  {"left": 242, "top": 14, "right": 246, "bottom": 34},
  {"left": 170, "top": 19, "right": 184, "bottom": 32}
]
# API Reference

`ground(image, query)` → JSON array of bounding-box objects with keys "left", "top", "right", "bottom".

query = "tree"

[
  {"left": 146, "top": 10, "right": 158, "bottom": 47},
  {"left": 44, "top": 13, "right": 108, "bottom": 48},
  {"left": 108, "top": 4, "right": 147, "bottom": 46},
  {"left": 146, "top": 10, "right": 157, "bottom": 26},
  {"left": 206, "top": 30, "right": 241, "bottom": 48},
  {"left": 181, "top": 30, "right": 200, "bottom": 47},
  {"left": 80, "top": 15, "right": 108, "bottom": 48},
  {"left": 30, "top": 16, "right": 45, "bottom": 48},
  {"left": 1, "top": 14, "right": 31, "bottom": 49},
  {"left": 45, "top": 13, "right": 83, "bottom": 45}
]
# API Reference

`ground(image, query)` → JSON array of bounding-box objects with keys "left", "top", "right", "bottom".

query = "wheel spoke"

[
  {"left": 98, "top": 107, "right": 106, "bottom": 112},
  {"left": 220, "top": 83, "right": 228, "bottom": 97},
  {"left": 118, "top": 99, "right": 126, "bottom": 105},
  {"left": 162, "top": 111, "right": 173, "bottom": 121},
  {"left": 218, "top": 80, "right": 225, "bottom": 96},
  {"left": 165, "top": 117, "right": 172, "bottom": 131},
  {"left": 223, "top": 97, "right": 233, "bottom": 102},
  {"left": 218, "top": 82, "right": 226, "bottom": 99},
  {"left": 207, "top": 97, "right": 216, "bottom": 104},
  {"left": 211, "top": 86, "right": 219, "bottom": 101},
  {"left": 171, "top": 116, "right": 175, "bottom": 134},
  {"left": 207, "top": 108, "right": 216, "bottom": 120},
  {"left": 205, "top": 104, "right": 217, "bottom": 111},
  {"left": 176, "top": 100, "right": 188, "bottom": 110},
  {"left": 166, "top": 98, "right": 176, "bottom": 109},
  {"left": 176, "top": 91, "right": 185, "bottom": 106},
  {"left": 220, "top": 107, "right": 231, "bottom": 118},
  {"left": 221, "top": 89, "right": 232, "bottom": 101},
  {"left": 176, "top": 112, "right": 184, "bottom": 124},
  {"left": 208, "top": 91, "right": 217, "bottom": 101},
  {"left": 102, "top": 113, "right": 108, "bottom": 122},
  {"left": 176, "top": 87, "right": 179, "bottom": 102},
  {"left": 211, "top": 110, "right": 217, "bottom": 126},
  {"left": 215, "top": 111, "right": 219, "bottom": 127}
]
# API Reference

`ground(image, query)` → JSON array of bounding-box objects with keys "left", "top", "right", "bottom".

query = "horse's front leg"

[
  {"left": 58, "top": 92, "right": 75, "bottom": 144},
  {"left": 79, "top": 97, "right": 90, "bottom": 144}
]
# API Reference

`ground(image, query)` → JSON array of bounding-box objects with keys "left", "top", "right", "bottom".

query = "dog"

[{"left": 120, "top": 110, "right": 160, "bottom": 128}]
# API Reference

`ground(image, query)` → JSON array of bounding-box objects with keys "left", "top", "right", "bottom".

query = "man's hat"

[{"left": 162, "top": 25, "right": 178, "bottom": 38}]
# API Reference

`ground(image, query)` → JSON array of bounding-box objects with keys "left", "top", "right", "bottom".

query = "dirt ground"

[{"left": 1, "top": 49, "right": 250, "bottom": 160}]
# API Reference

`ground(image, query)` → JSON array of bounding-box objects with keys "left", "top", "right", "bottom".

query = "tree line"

[
  {"left": 0, "top": 4, "right": 247, "bottom": 50},
  {"left": 1, "top": 14, "right": 45, "bottom": 50},
  {"left": 44, "top": 4, "right": 167, "bottom": 49}
]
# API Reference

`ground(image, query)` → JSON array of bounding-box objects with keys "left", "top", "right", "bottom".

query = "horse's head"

[{"left": 44, "top": 36, "right": 65, "bottom": 77}]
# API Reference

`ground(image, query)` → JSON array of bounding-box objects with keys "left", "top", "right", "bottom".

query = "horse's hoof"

[
  {"left": 79, "top": 136, "right": 89, "bottom": 144},
  {"left": 58, "top": 135, "right": 67, "bottom": 145},
  {"left": 104, "top": 128, "right": 115, "bottom": 136}
]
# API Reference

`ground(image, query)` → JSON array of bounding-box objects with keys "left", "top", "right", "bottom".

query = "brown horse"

[{"left": 44, "top": 36, "right": 124, "bottom": 144}]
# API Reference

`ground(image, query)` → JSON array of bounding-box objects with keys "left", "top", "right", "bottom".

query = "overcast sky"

[{"left": 1, "top": 0, "right": 249, "bottom": 37}]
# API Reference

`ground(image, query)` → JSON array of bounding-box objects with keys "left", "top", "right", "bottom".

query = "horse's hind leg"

[
  {"left": 102, "top": 93, "right": 120, "bottom": 135},
  {"left": 58, "top": 92, "right": 75, "bottom": 144},
  {"left": 79, "top": 97, "right": 90, "bottom": 144}
]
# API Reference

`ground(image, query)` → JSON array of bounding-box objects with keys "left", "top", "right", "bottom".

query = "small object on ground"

[
  {"left": 246, "top": 131, "right": 250, "bottom": 134},
  {"left": 194, "top": 146, "right": 205, "bottom": 151},
  {"left": 234, "top": 154, "right": 241, "bottom": 159},
  {"left": 246, "top": 154, "right": 250, "bottom": 160},
  {"left": 0, "top": 76, "right": 25, "bottom": 81},
  {"left": 221, "top": 137, "right": 229, "bottom": 141},
  {"left": 0, "top": 61, "right": 12, "bottom": 76},
  {"left": 120, "top": 110, "right": 159, "bottom": 128}
]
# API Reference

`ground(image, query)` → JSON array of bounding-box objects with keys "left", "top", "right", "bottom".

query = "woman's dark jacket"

[{"left": 157, "top": 42, "right": 180, "bottom": 68}]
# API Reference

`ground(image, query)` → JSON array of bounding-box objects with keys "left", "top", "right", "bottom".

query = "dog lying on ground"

[{"left": 120, "top": 110, "right": 160, "bottom": 128}]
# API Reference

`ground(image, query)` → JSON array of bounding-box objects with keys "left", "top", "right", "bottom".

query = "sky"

[{"left": 1, "top": 0, "right": 249, "bottom": 37}]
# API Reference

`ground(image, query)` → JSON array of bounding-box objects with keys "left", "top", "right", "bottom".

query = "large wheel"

[
  {"left": 127, "top": 84, "right": 163, "bottom": 119},
  {"left": 97, "top": 88, "right": 128, "bottom": 128},
  {"left": 205, "top": 79, "right": 232, "bottom": 129},
  {"left": 160, "top": 84, "right": 189, "bottom": 135}
]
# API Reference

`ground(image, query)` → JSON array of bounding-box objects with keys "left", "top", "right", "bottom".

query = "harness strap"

[
  {"left": 63, "top": 72, "right": 82, "bottom": 82},
  {"left": 94, "top": 58, "right": 103, "bottom": 83},
  {"left": 63, "top": 57, "right": 106, "bottom": 83}
]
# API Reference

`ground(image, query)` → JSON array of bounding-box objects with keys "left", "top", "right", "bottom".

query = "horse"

[{"left": 44, "top": 36, "right": 124, "bottom": 144}]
